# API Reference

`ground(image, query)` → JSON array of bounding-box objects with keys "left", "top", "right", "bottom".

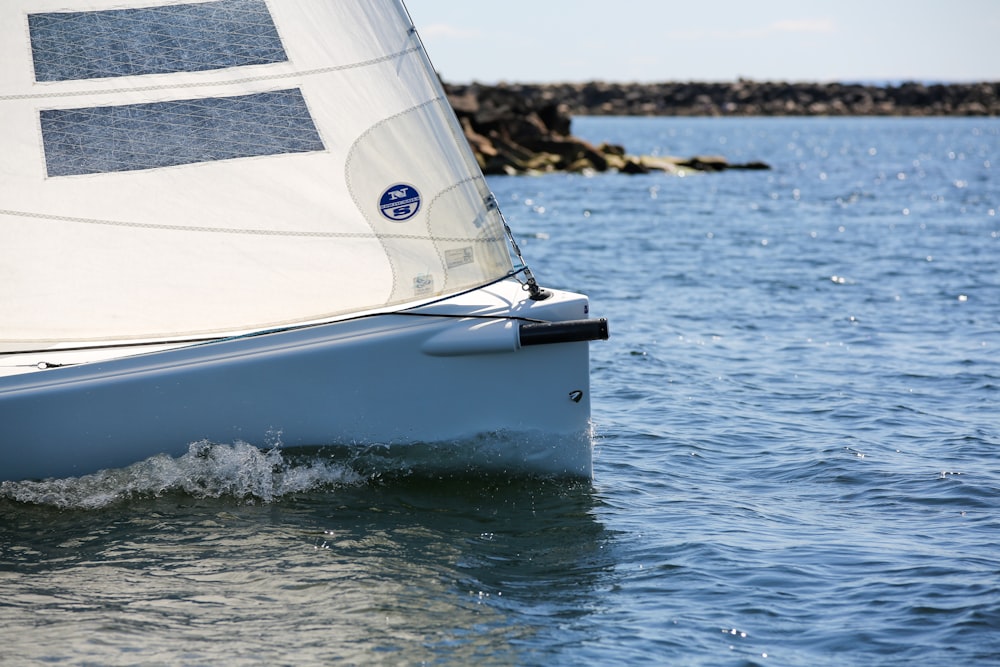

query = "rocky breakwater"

[
  {"left": 445, "top": 82, "right": 770, "bottom": 175},
  {"left": 467, "top": 80, "right": 1000, "bottom": 117}
]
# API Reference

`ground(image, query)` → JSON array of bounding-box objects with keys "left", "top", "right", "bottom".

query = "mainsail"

[{"left": 0, "top": 0, "right": 514, "bottom": 349}]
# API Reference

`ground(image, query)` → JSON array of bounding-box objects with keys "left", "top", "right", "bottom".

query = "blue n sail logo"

[{"left": 379, "top": 184, "right": 421, "bottom": 222}]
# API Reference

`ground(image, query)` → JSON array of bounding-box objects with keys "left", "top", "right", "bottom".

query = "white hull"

[{"left": 0, "top": 280, "right": 603, "bottom": 482}]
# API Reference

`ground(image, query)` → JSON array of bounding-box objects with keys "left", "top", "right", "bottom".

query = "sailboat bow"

[{"left": 0, "top": 0, "right": 607, "bottom": 482}]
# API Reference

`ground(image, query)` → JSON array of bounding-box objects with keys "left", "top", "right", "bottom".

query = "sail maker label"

[{"left": 378, "top": 184, "right": 421, "bottom": 222}]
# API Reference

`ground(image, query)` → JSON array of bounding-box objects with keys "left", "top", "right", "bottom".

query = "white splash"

[{"left": 0, "top": 440, "right": 361, "bottom": 509}]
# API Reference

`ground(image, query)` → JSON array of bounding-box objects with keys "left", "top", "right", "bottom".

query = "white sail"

[{"left": 0, "top": 0, "right": 513, "bottom": 349}]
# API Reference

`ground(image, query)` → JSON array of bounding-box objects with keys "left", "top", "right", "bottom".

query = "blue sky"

[{"left": 404, "top": 0, "right": 1000, "bottom": 84}]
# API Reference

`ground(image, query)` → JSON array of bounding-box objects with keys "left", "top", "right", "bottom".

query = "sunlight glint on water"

[{"left": 1, "top": 117, "right": 998, "bottom": 666}]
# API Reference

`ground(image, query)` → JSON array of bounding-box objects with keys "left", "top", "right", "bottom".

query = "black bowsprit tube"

[{"left": 519, "top": 318, "right": 609, "bottom": 347}]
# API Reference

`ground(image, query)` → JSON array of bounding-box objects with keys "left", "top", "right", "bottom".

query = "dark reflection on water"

[{"left": 0, "top": 475, "right": 615, "bottom": 665}]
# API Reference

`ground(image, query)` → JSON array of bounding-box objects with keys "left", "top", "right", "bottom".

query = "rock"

[
  {"left": 620, "top": 158, "right": 650, "bottom": 174},
  {"left": 676, "top": 155, "right": 729, "bottom": 172},
  {"left": 637, "top": 156, "right": 681, "bottom": 173},
  {"left": 598, "top": 142, "right": 626, "bottom": 157},
  {"left": 730, "top": 161, "right": 771, "bottom": 171},
  {"left": 446, "top": 82, "right": 773, "bottom": 175},
  {"left": 449, "top": 80, "right": 1000, "bottom": 119}
]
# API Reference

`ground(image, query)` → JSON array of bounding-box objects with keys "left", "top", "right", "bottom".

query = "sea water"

[{"left": 1, "top": 117, "right": 998, "bottom": 665}]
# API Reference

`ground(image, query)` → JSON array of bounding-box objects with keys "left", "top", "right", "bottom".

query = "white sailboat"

[{"left": 0, "top": 0, "right": 607, "bottom": 482}]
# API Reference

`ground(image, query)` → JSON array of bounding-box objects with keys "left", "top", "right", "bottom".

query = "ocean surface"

[{"left": 2, "top": 116, "right": 998, "bottom": 665}]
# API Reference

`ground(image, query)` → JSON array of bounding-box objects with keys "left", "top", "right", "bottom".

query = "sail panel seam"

[
  {"left": 0, "top": 208, "right": 503, "bottom": 243},
  {"left": 0, "top": 46, "right": 422, "bottom": 102}
]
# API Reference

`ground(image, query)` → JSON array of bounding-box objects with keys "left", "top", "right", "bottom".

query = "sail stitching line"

[
  {"left": 0, "top": 46, "right": 422, "bottom": 102},
  {"left": 423, "top": 176, "right": 498, "bottom": 292},
  {"left": 0, "top": 209, "right": 499, "bottom": 242},
  {"left": 344, "top": 96, "right": 444, "bottom": 300},
  {"left": 0, "top": 208, "right": 502, "bottom": 242}
]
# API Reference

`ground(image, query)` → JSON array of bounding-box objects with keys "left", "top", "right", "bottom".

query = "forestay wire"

[{"left": 487, "top": 193, "right": 550, "bottom": 301}]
